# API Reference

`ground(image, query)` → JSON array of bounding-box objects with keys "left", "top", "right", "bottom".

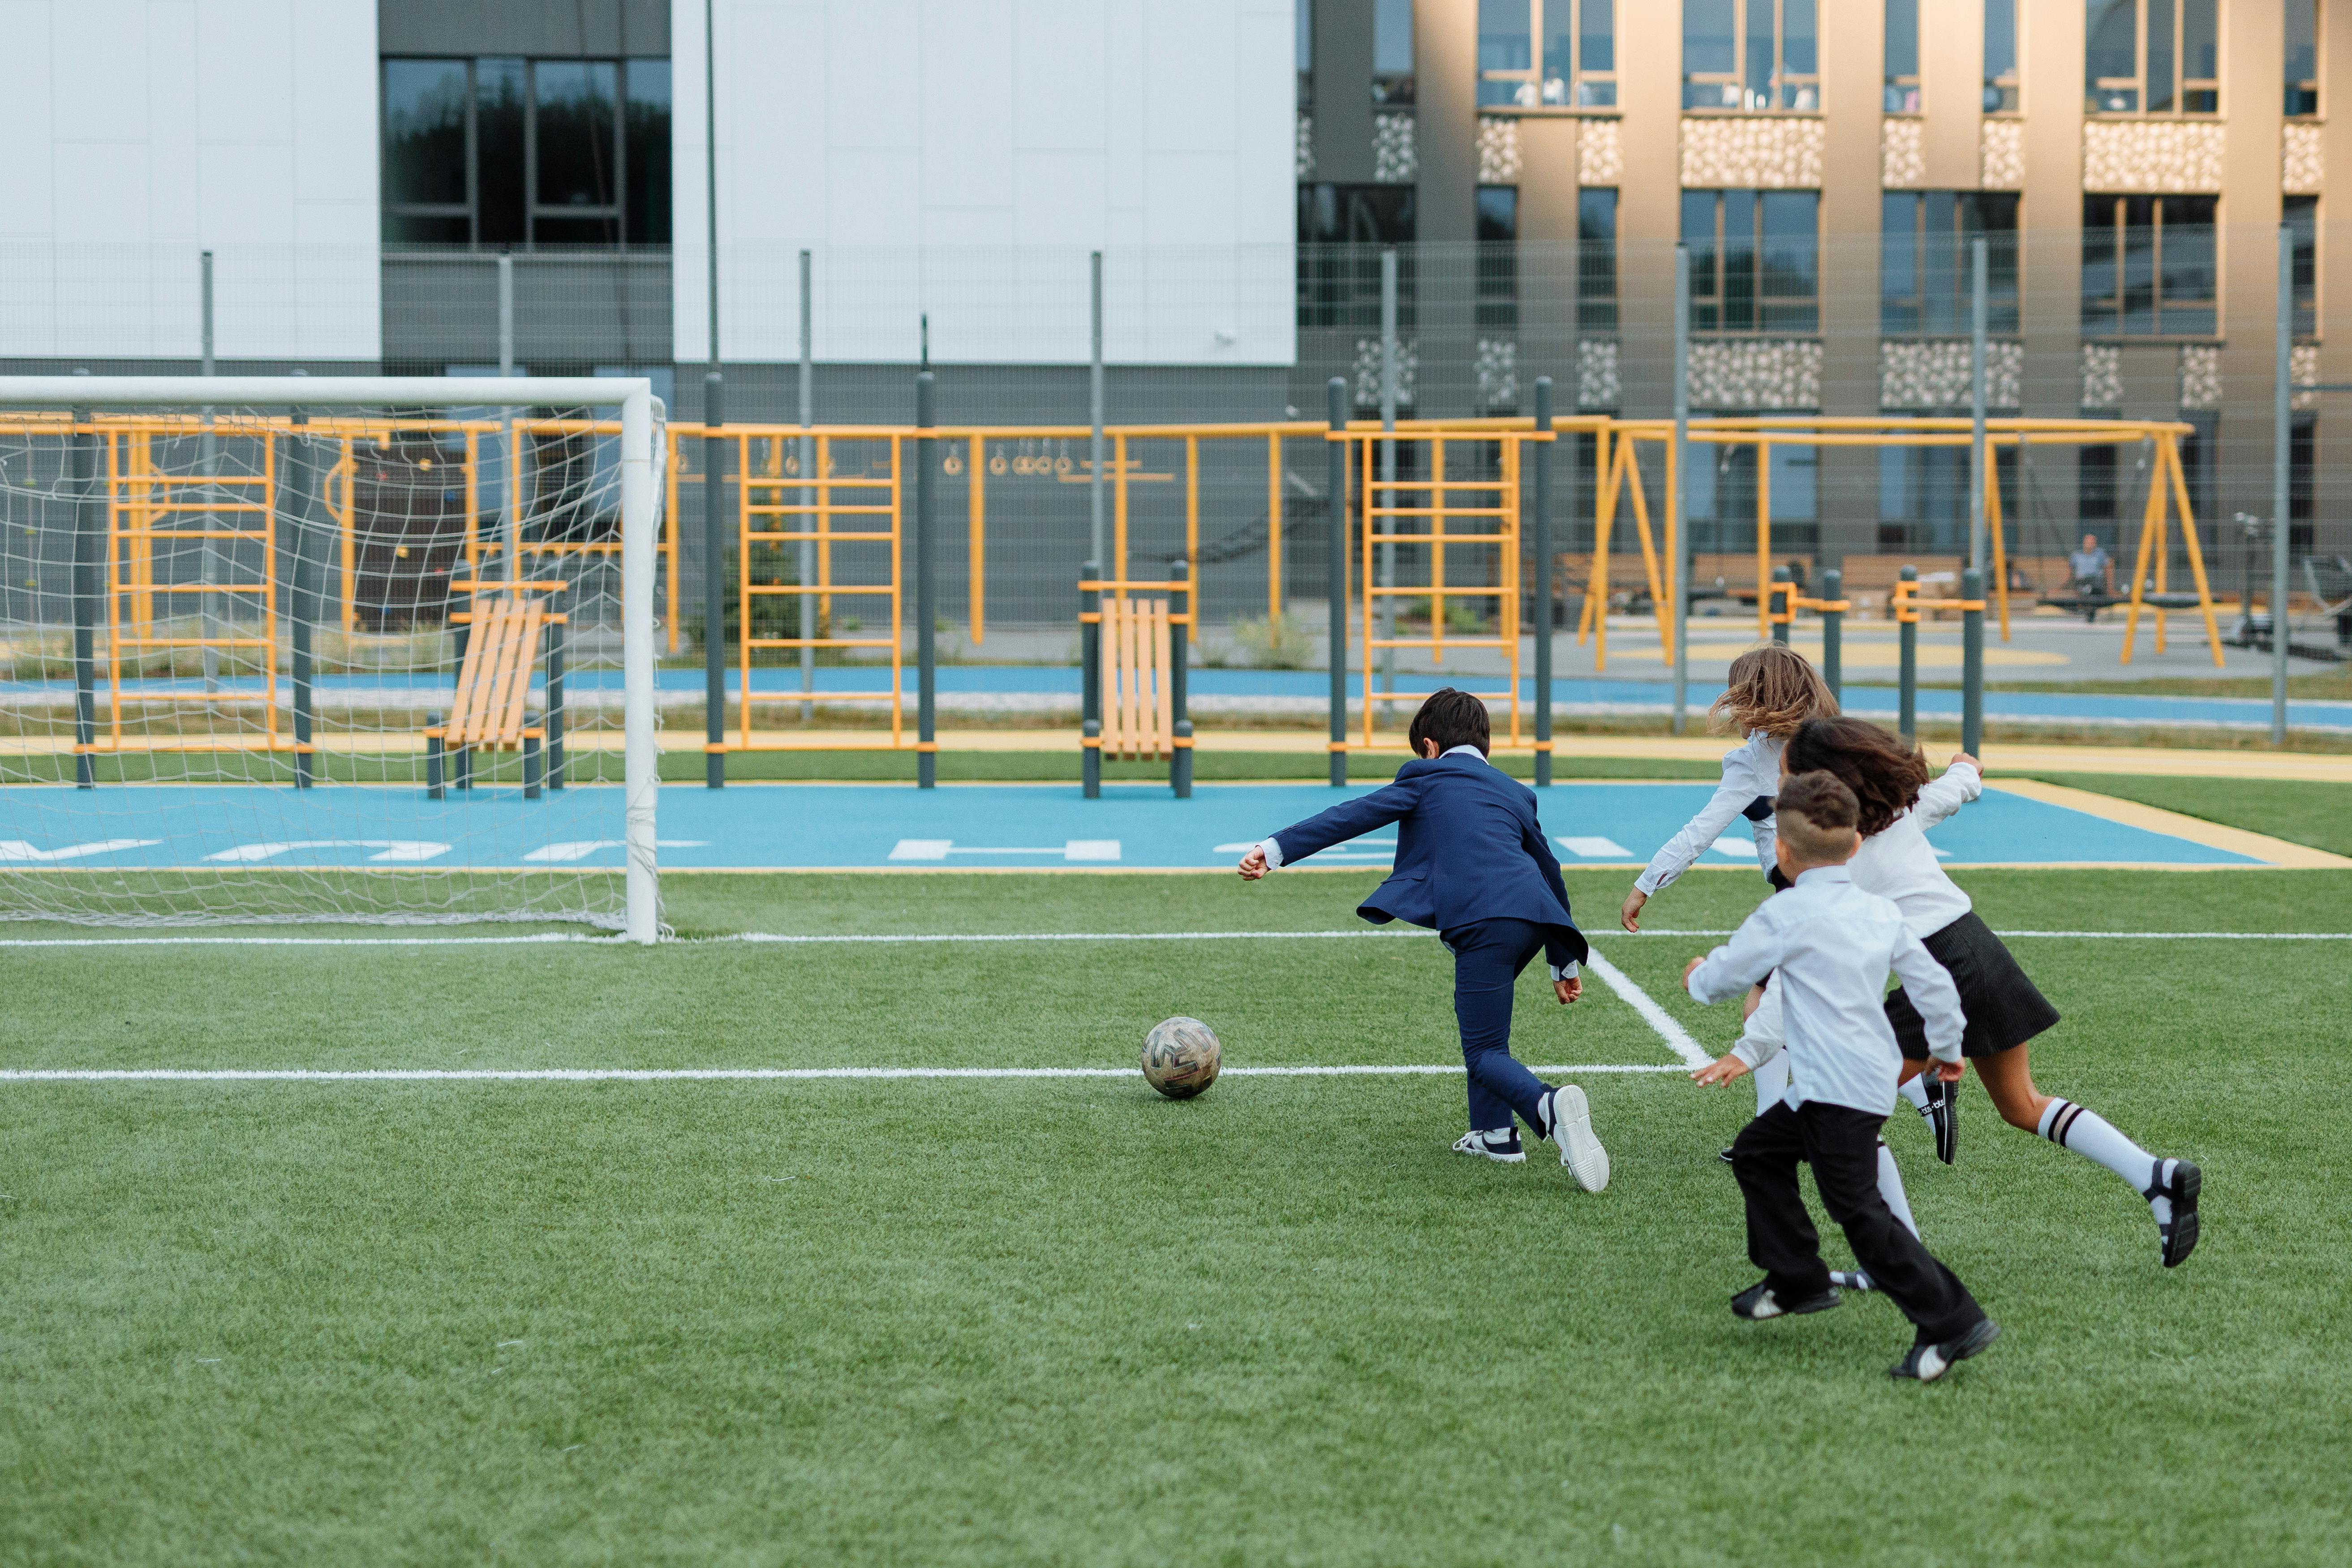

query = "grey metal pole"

[
  {"left": 1898, "top": 563, "right": 1918, "bottom": 743},
  {"left": 1090, "top": 250, "right": 1105, "bottom": 571},
  {"left": 499, "top": 252, "right": 520, "bottom": 585},
  {"left": 1820, "top": 567, "right": 1843, "bottom": 703},
  {"left": 1969, "top": 236, "right": 1989, "bottom": 573},
  {"left": 703, "top": 371, "right": 727, "bottom": 787},
  {"left": 2272, "top": 223, "right": 2294, "bottom": 744},
  {"left": 289, "top": 397, "right": 316, "bottom": 789},
  {"left": 1378, "top": 245, "right": 1398, "bottom": 691},
  {"left": 1080, "top": 560, "right": 1101, "bottom": 798},
  {"left": 1961, "top": 566, "right": 1985, "bottom": 757},
  {"left": 916, "top": 369, "right": 937, "bottom": 790},
  {"left": 704, "top": 0, "right": 721, "bottom": 376},
  {"left": 199, "top": 249, "right": 220, "bottom": 693},
  {"left": 71, "top": 394, "right": 98, "bottom": 790},
  {"left": 1170, "top": 557, "right": 1193, "bottom": 799},
  {"left": 799, "top": 246, "right": 816, "bottom": 724},
  {"left": 1532, "top": 374, "right": 1554, "bottom": 787},
  {"left": 1326, "top": 375, "right": 1349, "bottom": 786},
  {"left": 1769, "top": 564, "right": 1792, "bottom": 644},
  {"left": 1671, "top": 246, "right": 1691, "bottom": 735}
]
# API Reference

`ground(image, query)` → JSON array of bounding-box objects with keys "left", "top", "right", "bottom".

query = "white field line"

[
  {"left": 1581, "top": 951, "right": 1713, "bottom": 1068},
  {"left": 4, "top": 927, "right": 2349, "bottom": 950},
  {"left": 0, "top": 1064, "right": 1689, "bottom": 1083}
]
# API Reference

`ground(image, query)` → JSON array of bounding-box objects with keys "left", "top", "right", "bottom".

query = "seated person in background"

[{"left": 2067, "top": 533, "right": 2114, "bottom": 622}]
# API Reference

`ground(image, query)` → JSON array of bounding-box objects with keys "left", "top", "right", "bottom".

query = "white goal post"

[{"left": 0, "top": 377, "right": 662, "bottom": 943}]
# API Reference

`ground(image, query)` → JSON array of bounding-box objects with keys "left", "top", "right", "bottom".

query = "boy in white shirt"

[{"left": 1683, "top": 771, "right": 1999, "bottom": 1382}]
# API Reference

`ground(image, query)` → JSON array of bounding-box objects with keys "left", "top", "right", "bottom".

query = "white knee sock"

[
  {"left": 1751, "top": 1050, "right": 1789, "bottom": 1116},
  {"left": 2038, "top": 1098, "right": 2163, "bottom": 1208},
  {"left": 1876, "top": 1138, "right": 1920, "bottom": 1240},
  {"left": 1897, "top": 1075, "right": 1931, "bottom": 1113}
]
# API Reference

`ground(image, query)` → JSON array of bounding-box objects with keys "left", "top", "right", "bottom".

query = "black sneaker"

[
  {"left": 1718, "top": 1147, "right": 1736, "bottom": 1165},
  {"left": 1730, "top": 1279, "right": 1841, "bottom": 1321},
  {"left": 2148, "top": 1159, "right": 2202, "bottom": 1267},
  {"left": 1922, "top": 1077, "right": 1958, "bottom": 1166},
  {"left": 1451, "top": 1127, "right": 1525, "bottom": 1164},
  {"left": 1829, "top": 1269, "right": 1878, "bottom": 1293},
  {"left": 1889, "top": 1318, "right": 2001, "bottom": 1382}
]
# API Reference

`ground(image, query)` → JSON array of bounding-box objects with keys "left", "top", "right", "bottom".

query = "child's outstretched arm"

[
  {"left": 1624, "top": 768, "right": 1770, "bottom": 928},
  {"left": 1234, "top": 777, "right": 1423, "bottom": 879},
  {"left": 1910, "top": 754, "right": 1983, "bottom": 829}
]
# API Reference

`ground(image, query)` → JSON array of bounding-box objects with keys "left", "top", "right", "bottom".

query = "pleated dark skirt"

[{"left": 1884, "top": 911, "right": 2060, "bottom": 1060}]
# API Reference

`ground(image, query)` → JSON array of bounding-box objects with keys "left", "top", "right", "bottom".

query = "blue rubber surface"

[{"left": 0, "top": 782, "right": 2262, "bottom": 871}]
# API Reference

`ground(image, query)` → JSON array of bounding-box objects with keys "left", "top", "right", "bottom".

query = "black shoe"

[
  {"left": 1730, "top": 1279, "right": 1841, "bottom": 1321},
  {"left": 1829, "top": 1268, "right": 1878, "bottom": 1293},
  {"left": 2148, "top": 1159, "right": 2202, "bottom": 1268},
  {"left": 1889, "top": 1318, "right": 2001, "bottom": 1382},
  {"left": 1719, "top": 1146, "right": 1736, "bottom": 1165},
  {"left": 1922, "top": 1077, "right": 1958, "bottom": 1166}
]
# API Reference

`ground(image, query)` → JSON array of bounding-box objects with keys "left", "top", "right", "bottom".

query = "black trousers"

[{"left": 1731, "top": 1100, "right": 1985, "bottom": 1345}]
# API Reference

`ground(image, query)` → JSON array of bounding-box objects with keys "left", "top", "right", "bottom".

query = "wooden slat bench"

[
  {"left": 1079, "top": 566, "right": 1193, "bottom": 799},
  {"left": 427, "top": 579, "right": 568, "bottom": 800}
]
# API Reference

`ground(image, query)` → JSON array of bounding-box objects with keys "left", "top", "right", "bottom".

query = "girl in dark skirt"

[{"left": 1784, "top": 717, "right": 2203, "bottom": 1268}]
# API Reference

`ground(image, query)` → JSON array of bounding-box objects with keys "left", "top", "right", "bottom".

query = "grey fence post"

[
  {"left": 1820, "top": 567, "right": 1843, "bottom": 704},
  {"left": 546, "top": 613, "right": 566, "bottom": 790},
  {"left": 1532, "top": 374, "right": 1554, "bottom": 787},
  {"left": 1968, "top": 236, "right": 1989, "bottom": 574},
  {"left": 703, "top": 370, "right": 727, "bottom": 787},
  {"left": 1961, "top": 567, "right": 1985, "bottom": 758},
  {"left": 1089, "top": 251, "right": 1105, "bottom": 570},
  {"left": 1080, "top": 561, "right": 1102, "bottom": 798},
  {"left": 1671, "top": 246, "right": 1691, "bottom": 735},
  {"left": 1326, "top": 376, "right": 1349, "bottom": 787},
  {"left": 799, "top": 247, "right": 816, "bottom": 724},
  {"left": 1170, "top": 557, "right": 1192, "bottom": 799},
  {"left": 1897, "top": 563, "right": 1918, "bottom": 744},
  {"left": 916, "top": 369, "right": 937, "bottom": 789},
  {"left": 71, "top": 400, "right": 98, "bottom": 789},
  {"left": 2272, "top": 223, "right": 2293, "bottom": 744},
  {"left": 288, "top": 402, "right": 316, "bottom": 789},
  {"left": 1769, "top": 563, "right": 1792, "bottom": 645}
]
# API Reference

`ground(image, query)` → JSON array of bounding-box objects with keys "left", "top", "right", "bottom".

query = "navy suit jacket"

[{"left": 1271, "top": 754, "right": 1588, "bottom": 967}]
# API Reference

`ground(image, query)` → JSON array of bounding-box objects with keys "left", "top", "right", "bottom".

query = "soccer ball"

[{"left": 1142, "top": 1017, "right": 1221, "bottom": 1100}]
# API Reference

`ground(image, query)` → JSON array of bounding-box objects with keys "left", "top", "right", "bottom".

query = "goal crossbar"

[{"left": 0, "top": 375, "right": 663, "bottom": 944}]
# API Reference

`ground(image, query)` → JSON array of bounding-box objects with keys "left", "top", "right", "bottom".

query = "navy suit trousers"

[{"left": 1444, "top": 917, "right": 1562, "bottom": 1135}]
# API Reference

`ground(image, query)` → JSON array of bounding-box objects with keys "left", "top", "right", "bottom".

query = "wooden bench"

[
  {"left": 427, "top": 579, "right": 568, "bottom": 800},
  {"left": 1079, "top": 566, "right": 1192, "bottom": 799}
]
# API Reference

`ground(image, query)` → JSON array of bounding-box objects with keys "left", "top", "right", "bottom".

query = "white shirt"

[
  {"left": 1848, "top": 761, "right": 1979, "bottom": 938},
  {"left": 1252, "top": 744, "right": 1577, "bottom": 981},
  {"left": 1689, "top": 864, "right": 1966, "bottom": 1116},
  {"left": 1634, "top": 732, "right": 1782, "bottom": 895}
]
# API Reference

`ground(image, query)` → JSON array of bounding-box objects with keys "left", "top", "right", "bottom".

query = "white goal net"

[{"left": 0, "top": 378, "right": 662, "bottom": 940}]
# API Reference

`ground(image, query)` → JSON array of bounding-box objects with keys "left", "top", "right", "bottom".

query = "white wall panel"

[
  {"left": 676, "top": 0, "right": 1291, "bottom": 365},
  {"left": 0, "top": 0, "right": 378, "bottom": 361}
]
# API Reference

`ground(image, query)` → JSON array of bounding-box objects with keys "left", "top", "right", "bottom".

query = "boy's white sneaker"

[
  {"left": 1542, "top": 1086, "right": 1610, "bottom": 1192},
  {"left": 1451, "top": 1127, "right": 1526, "bottom": 1163}
]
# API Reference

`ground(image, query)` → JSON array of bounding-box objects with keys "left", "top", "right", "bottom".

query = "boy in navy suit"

[{"left": 1236, "top": 689, "right": 1609, "bottom": 1190}]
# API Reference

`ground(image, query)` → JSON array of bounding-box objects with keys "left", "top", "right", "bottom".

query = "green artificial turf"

[
  {"left": 3, "top": 870, "right": 2349, "bottom": 1566},
  {"left": 2017, "top": 773, "right": 2352, "bottom": 858}
]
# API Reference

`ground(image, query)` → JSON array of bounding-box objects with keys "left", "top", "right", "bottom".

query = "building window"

[
  {"left": 1683, "top": 0, "right": 1820, "bottom": 112},
  {"left": 1878, "top": 444, "right": 2018, "bottom": 551},
  {"left": 2287, "top": 0, "right": 2321, "bottom": 115},
  {"left": 382, "top": 56, "right": 671, "bottom": 247},
  {"left": 1691, "top": 443, "right": 1818, "bottom": 551},
  {"left": 2287, "top": 195, "right": 2319, "bottom": 337},
  {"left": 1297, "top": 184, "right": 1416, "bottom": 328},
  {"left": 1297, "top": 0, "right": 1313, "bottom": 109},
  {"left": 1477, "top": 187, "right": 1518, "bottom": 331},
  {"left": 1881, "top": 193, "right": 2019, "bottom": 334},
  {"left": 2082, "top": 194, "right": 2219, "bottom": 337},
  {"left": 1579, "top": 188, "right": 1619, "bottom": 328},
  {"left": 1477, "top": 0, "right": 1617, "bottom": 109},
  {"left": 2085, "top": 0, "right": 2220, "bottom": 115},
  {"left": 1373, "top": 0, "right": 1415, "bottom": 104},
  {"left": 1884, "top": 0, "right": 1919, "bottom": 112},
  {"left": 1683, "top": 189, "right": 1819, "bottom": 333},
  {"left": 2290, "top": 414, "right": 2317, "bottom": 555},
  {"left": 1984, "top": 0, "right": 2021, "bottom": 112}
]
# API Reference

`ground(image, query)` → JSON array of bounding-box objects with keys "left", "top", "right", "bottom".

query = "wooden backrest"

[
  {"left": 1100, "top": 596, "right": 1174, "bottom": 762},
  {"left": 447, "top": 596, "right": 546, "bottom": 746}
]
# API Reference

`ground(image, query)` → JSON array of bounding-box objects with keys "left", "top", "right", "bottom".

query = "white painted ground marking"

[
  {"left": 0, "top": 838, "right": 162, "bottom": 862},
  {"left": 525, "top": 839, "right": 707, "bottom": 862},
  {"left": 1707, "top": 837, "right": 1757, "bottom": 859},
  {"left": 206, "top": 840, "right": 451, "bottom": 863},
  {"left": 1557, "top": 836, "right": 1632, "bottom": 858},
  {"left": 0, "top": 1064, "right": 1690, "bottom": 1083},
  {"left": 0, "top": 933, "right": 618, "bottom": 949},
  {"left": 1582, "top": 950, "right": 1713, "bottom": 1069},
  {"left": 887, "top": 839, "right": 1123, "bottom": 862}
]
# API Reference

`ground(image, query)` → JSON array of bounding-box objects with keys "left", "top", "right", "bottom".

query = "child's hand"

[
  {"left": 1236, "top": 846, "right": 1268, "bottom": 881},
  {"left": 1949, "top": 751, "right": 1981, "bottom": 772},
  {"left": 1554, "top": 976, "right": 1581, "bottom": 1005},
  {"left": 1681, "top": 954, "right": 1706, "bottom": 992},
  {"left": 1619, "top": 887, "right": 1647, "bottom": 932},
  {"left": 1692, "top": 1052, "right": 1750, "bottom": 1087},
  {"left": 1928, "top": 1057, "right": 1965, "bottom": 1083}
]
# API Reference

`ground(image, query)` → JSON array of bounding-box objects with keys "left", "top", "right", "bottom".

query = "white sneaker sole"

[
  {"left": 1452, "top": 1135, "right": 1526, "bottom": 1164},
  {"left": 1551, "top": 1085, "right": 1610, "bottom": 1192}
]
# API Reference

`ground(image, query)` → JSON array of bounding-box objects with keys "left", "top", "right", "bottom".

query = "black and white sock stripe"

[{"left": 2044, "top": 1098, "right": 2087, "bottom": 1147}]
